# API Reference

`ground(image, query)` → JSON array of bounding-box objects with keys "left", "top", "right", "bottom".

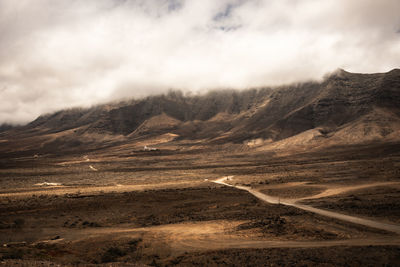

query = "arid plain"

[
  {"left": 1, "top": 70, "right": 400, "bottom": 266},
  {"left": 1, "top": 140, "right": 400, "bottom": 266}
]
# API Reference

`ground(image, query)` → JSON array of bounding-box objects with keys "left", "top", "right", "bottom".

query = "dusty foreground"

[{"left": 0, "top": 143, "right": 400, "bottom": 266}]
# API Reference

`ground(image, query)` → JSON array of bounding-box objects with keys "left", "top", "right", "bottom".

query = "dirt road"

[
  {"left": 297, "top": 182, "right": 400, "bottom": 201},
  {"left": 214, "top": 177, "right": 400, "bottom": 234}
]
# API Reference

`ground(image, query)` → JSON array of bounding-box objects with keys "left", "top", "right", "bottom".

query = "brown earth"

[
  {"left": 0, "top": 142, "right": 399, "bottom": 266},
  {"left": 1, "top": 69, "right": 400, "bottom": 265}
]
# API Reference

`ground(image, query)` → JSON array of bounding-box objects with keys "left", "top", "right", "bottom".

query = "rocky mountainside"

[{"left": 1, "top": 69, "right": 399, "bottom": 156}]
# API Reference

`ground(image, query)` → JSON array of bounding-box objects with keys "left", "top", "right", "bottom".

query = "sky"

[{"left": 1, "top": 0, "right": 399, "bottom": 124}]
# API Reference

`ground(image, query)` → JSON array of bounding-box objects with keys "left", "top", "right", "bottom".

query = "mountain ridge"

[{"left": 1, "top": 69, "right": 399, "bottom": 156}]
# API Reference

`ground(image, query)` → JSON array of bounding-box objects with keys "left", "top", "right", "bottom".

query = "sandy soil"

[{"left": 0, "top": 143, "right": 399, "bottom": 266}]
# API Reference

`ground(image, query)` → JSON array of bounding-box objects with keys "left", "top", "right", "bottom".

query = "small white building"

[{"left": 144, "top": 145, "right": 158, "bottom": 151}]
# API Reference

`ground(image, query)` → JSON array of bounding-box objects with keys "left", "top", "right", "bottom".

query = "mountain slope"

[{"left": 1, "top": 69, "right": 399, "bottom": 156}]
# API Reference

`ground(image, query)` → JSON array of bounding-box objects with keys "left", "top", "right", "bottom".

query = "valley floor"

[{"left": 0, "top": 142, "right": 400, "bottom": 266}]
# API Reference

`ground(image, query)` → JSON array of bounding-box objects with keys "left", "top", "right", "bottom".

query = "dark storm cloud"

[{"left": 0, "top": 0, "right": 399, "bottom": 124}]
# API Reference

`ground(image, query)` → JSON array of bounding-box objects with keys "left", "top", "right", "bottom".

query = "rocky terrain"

[
  {"left": 1, "top": 69, "right": 399, "bottom": 158},
  {"left": 0, "top": 69, "right": 399, "bottom": 266}
]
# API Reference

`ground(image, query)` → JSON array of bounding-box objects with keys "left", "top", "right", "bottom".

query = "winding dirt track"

[
  {"left": 297, "top": 181, "right": 400, "bottom": 201},
  {"left": 213, "top": 177, "right": 400, "bottom": 235},
  {"left": 4, "top": 177, "right": 400, "bottom": 253},
  {"left": 10, "top": 178, "right": 400, "bottom": 254}
]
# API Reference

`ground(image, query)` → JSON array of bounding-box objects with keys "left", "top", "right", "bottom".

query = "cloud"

[{"left": 0, "top": 0, "right": 399, "bottom": 124}]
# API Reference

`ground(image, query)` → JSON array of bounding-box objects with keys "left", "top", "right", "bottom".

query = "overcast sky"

[{"left": 1, "top": 0, "right": 399, "bottom": 124}]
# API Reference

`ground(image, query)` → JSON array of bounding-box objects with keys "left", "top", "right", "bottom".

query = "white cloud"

[{"left": 1, "top": 0, "right": 399, "bottom": 124}]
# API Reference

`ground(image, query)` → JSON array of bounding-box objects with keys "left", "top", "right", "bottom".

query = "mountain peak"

[{"left": 0, "top": 69, "right": 399, "bottom": 155}]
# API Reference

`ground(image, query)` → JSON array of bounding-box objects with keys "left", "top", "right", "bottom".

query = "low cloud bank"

[{"left": 1, "top": 0, "right": 399, "bottom": 124}]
